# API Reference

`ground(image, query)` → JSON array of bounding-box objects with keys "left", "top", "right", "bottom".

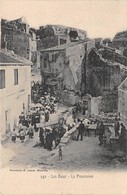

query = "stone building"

[
  {"left": 1, "top": 17, "right": 37, "bottom": 62},
  {"left": 29, "top": 29, "right": 37, "bottom": 62},
  {"left": 99, "top": 46, "right": 127, "bottom": 66},
  {"left": 85, "top": 47, "right": 127, "bottom": 112},
  {"left": 40, "top": 40, "right": 95, "bottom": 95},
  {"left": 86, "top": 48, "right": 127, "bottom": 95},
  {"left": 1, "top": 17, "right": 38, "bottom": 81},
  {"left": 1, "top": 17, "right": 30, "bottom": 59},
  {"left": 36, "top": 25, "right": 88, "bottom": 83},
  {"left": 118, "top": 77, "right": 127, "bottom": 126},
  {"left": 0, "top": 50, "right": 32, "bottom": 138},
  {"left": 112, "top": 30, "right": 127, "bottom": 57},
  {"left": 37, "top": 25, "right": 87, "bottom": 51}
]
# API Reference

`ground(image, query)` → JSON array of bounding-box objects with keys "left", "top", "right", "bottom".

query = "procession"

[
  {"left": 9, "top": 80, "right": 127, "bottom": 160},
  {"left": 1, "top": 12, "right": 127, "bottom": 170}
]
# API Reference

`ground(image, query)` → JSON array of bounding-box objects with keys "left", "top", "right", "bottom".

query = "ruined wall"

[
  {"left": 100, "top": 90, "right": 118, "bottom": 113},
  {"left": 84, "top": 48, "right": 127, "bottom": 112},
  {"left": 37, "top": 35, "right": 59, "bottom": 50},
  {"left": 86, "top": 49, "right": 127, "bottom": 96},
  {"left": 63, "top": 66, "right": 75, "bottom": 90},
  {"left": 1, "top": 27, "right": 29, "bottom": 58},
  {"left": 113, "top": 40, "right": 127, "bottom": 49},
  {"left": 118, "top": 78, "right": 127, "bottom": 126},
  {"left": 101, "top": 48, "right": 127, "bottom": 66},
  {"left": 66, "top": 42, "right": 85, "bottom": 90}
]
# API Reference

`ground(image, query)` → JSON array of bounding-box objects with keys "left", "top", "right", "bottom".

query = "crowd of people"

[
  {"left": 96, "top": 117, "right": 127, "bottom": 153},
  {"left": 11, "top": 81, "right": 71, "bottom": 151},
  {"left": 11, "top": 81, "right": 127, "bottom": 155},
  {"left": 39, "top": 125, "right": 66, "bottom": 150},
  {"left": 75, "top": 115, "right": 127, "bottom": 155},
  {"left": 113, "top": 117, "right": 127, "bottom": 153},
  {"left": 11, "top": 106, "right": 127, "bottom": 154}
]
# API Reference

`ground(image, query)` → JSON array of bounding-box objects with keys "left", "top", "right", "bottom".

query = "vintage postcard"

[{"left": 0, "top": 0, "right": 127, "bottom": 194}]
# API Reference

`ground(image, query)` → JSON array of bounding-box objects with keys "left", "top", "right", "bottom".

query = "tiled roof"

[
  {"left": 0, "top": 50, "right": 32, "bottom": 65},
  {"left": 41, "top": 40, "right": 90, "bottom": 52}
]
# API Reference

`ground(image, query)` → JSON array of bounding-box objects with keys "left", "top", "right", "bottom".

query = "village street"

[
  {"left": 1, "top": 12, "right": 127, "bottom": 174},
  {"left": 1, "top": 2, "right": 127, "bottom": 195},
  {"left": 1, "top": 105, "right": 67, "bottom": 168},
  {"left": 2, "top": 121, "right": 127, "bottom": 171}
]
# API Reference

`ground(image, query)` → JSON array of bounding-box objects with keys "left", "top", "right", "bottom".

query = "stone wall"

[
  {"left": 66, "top": 42, "right": 86, "bottom": 90},
  {"left": 118, "top": 78, "right": 127, "bottom": 126},
  {"left": 86, "top": 49, "right": 127, "bottom": 97},
  {"left": 100, "top": 90, "right": 118, "bottom": 113},
  {"left": 82, "top": 48, "right": 127, "bottom": 113},
  {"left": 91, "top": 96, "right": 102, "bottom": 115},
  {"left": 101, "top": 48, "right": 127, "bottom": 66},
  {"left": 37, "top": 35, "right": 59, "bottom": 50},
  {"left": 1, "top": 27, "right": 29, "bottom": 58}
]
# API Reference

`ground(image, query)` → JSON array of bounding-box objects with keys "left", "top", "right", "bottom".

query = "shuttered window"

[
  {"left": 14, "top": 69, "right": 18, "bottom": 85},
  {"left": 0, "top": 70, "right": 5, "bottom": 89}
]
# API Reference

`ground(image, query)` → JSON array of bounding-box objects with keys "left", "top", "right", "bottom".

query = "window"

[
  {"left": 0, "top": 70, "right": 5, "bottom": 89},
  {"left": 44, "top": 59, "right": 47, "bottom": 68},
  {"left": 14, "top": 69, "right": 18, "bottom": 85}
]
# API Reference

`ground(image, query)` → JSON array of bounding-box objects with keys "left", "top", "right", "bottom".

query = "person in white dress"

[{"left": 40, "top": 112, "right": 45, "bottom": 125}]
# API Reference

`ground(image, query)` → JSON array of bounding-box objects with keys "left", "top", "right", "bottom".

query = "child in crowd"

[
  {"left": 19, "top": 129, "right": 25, "bottom": 143},
  {"left": 28, "top": 124, "right": 34, "bottom": 138},
  {"left": 58, "top": 145, "right": 63, "bottom": 161},
  {"left": 11, "top": 129, "right": 17, "bottom": 143}
]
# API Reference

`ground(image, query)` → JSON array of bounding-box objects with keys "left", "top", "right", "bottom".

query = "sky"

[{"left": 0, "top": 0, "right": 127, "bottom": 39}]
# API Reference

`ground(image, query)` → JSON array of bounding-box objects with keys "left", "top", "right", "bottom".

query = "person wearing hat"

[{"left": 46, "top": 129, "right": 53, "bottom": 151}]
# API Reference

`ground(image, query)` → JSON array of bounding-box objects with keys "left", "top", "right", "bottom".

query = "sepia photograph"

[{"left": 0, "top": 0, "right": 127, "bottom": 194}]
